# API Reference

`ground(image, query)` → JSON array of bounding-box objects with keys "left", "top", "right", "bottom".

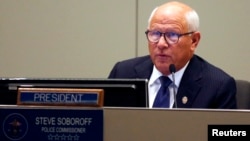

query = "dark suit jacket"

[{"left": 108, "top": 55, "right": 237, "bottom": 109}]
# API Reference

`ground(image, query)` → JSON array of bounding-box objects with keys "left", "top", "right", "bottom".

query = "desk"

[
  {"left": 104, "top": 108, "right": 250, "bottom": 141},
  {"left": 1, "top": 106, "right": 250, "bottom": 141}
]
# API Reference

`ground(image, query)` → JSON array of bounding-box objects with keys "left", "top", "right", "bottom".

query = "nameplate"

[
  {"left": 17, "top": 88, "right": 104, "bottom": 107},
  {"left": 0, "top": 106, "right": 103, "bottom": 141}
]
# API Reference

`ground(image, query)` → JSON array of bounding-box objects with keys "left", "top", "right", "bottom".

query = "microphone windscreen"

[{"left": 169, "top": 64, "right": 176, "bottom": 73}]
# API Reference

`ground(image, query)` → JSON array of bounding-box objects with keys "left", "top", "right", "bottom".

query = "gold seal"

[{"left": 182, "top": 96, "right": 188, "bottom": 104}]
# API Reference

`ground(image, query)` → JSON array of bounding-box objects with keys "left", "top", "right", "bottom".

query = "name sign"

[
  {"left": 0, "top": 106, "right": 103, "bottom": 141},
  {"left": 17, "top": 88, "right": 104, "bottom": 107}
]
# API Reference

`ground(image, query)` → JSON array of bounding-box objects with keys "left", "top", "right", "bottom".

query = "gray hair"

[
  {"left": 147, "top": 7, "right": 200, "bottom": 32},
  {"left": 147, "top": 7, "right": 158, "bottom": 29},
  {"left": 185, "top": 10, "right": 199, "bottom": 32}
]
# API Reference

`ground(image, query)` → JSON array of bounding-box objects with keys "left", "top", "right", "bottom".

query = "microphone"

[{"left": 169, "top": 64, "right": 177, "bottom": 108}]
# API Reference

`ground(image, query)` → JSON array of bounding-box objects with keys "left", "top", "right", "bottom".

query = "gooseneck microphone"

[{"left": 169, "top": 64, "right": 177, "bottom": 108}]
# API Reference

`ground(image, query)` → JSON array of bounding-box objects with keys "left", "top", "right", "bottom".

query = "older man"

[{"left": 108, "top": 1, "right": 237, "bottom": 109}]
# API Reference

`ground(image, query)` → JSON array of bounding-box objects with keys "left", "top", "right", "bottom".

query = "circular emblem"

[
  {"left": 182, "top": 96, "right": 188, "bottom": 104},
  {"left": 2, "top": 113, "right": 29, "bottom": 140}
]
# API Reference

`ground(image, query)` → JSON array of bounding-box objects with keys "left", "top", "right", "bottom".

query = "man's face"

[{"left": 147, "top": 7, "right": 198, "bottom": 75}]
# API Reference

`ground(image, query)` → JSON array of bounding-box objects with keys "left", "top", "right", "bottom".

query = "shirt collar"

[{"left": 148, "top": 61, "right": 190, "bottom": 88}]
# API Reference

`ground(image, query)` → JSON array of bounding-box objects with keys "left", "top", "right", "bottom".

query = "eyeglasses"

[{"left": 145, "top": 30, "right": 194, "bottom": 44}]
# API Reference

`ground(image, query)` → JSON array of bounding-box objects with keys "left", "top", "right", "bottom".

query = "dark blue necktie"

[{"left": 153, "top": 76, "right": 172, "bottom": 108}]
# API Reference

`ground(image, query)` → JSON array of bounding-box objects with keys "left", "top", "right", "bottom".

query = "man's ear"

[{"left": 192, "top": 31, "right": 201, "bottom": 47}]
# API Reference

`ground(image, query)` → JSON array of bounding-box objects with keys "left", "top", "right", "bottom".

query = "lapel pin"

[{"left": 182, "top": 96, "right": 188, "bottom": 104}]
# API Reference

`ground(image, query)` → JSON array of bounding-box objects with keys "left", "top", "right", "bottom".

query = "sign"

[
  {"left": 0, "top": 107, "right": 103, "bottom": 141},
  {"left": 208, "top": 125, "right": 250, "bottom": 140},
  {"left": 17, "top": 88, "right": 104, "bottom": 107}
]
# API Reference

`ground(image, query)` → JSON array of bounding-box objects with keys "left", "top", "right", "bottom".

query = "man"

[{"left": 108, "top": 1, "right": 237, "bottom": 109}]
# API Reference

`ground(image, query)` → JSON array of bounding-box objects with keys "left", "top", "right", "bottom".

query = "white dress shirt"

[{"left": 148, "top": 62, "right": 189, "bottom": 108}]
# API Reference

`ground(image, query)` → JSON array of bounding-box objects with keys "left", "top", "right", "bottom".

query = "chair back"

[{"left": 235, "top": 80, "right": 250, "bottom": 109}]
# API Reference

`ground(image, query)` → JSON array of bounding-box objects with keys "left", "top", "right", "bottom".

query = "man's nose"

[{"left": 157, "top": 35, "right": 169, "bottom": 49}]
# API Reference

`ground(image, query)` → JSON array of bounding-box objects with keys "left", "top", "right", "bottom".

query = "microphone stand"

[{"left": 169, "top": 64, "right": 177, "bottom": 108}]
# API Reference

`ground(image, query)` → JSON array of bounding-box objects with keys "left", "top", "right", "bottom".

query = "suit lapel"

[
  {"left": 177, "top": 55, "right": 203, "bottom": 108},
  {"left": 134, "top": 56, "right": 153, "bottom": 79}
]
